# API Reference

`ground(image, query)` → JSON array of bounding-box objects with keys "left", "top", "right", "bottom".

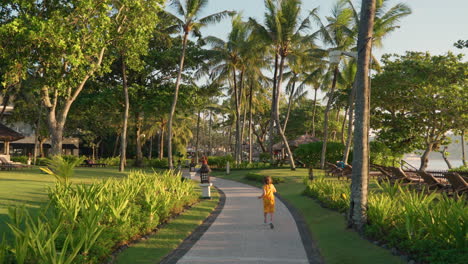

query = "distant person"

[
  {"left": 258, "top": 176, "right": 277, "bottom": 229},
  {"left": 336, "top": 160, "right": 345, "bottom": 169}
]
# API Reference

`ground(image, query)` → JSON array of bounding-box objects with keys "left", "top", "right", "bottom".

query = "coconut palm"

[
  {"left": 341, "top": 0, "right": 411, "bottom": 164},
  {"left": 250, "top": 0, "right": 315, "bottom": 170},
  {"left": 166, "top": 0, "right": 233, "bottom": 168},
  {"left": 312, "top": 0, "right": 356, "bottom": 169}
]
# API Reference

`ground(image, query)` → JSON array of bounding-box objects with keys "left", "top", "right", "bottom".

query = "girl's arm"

[{"left": 258, "top": 188, "right": 265, "bottom": 199}]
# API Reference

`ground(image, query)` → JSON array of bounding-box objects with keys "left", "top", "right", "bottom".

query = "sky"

[{"left": 178, "top": 0, "right": 468, "bottom": 61}]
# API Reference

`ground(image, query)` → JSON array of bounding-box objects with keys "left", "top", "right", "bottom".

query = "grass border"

[
  {"left": 159, "top": 185, "right": 226, "bottom": 264},
  {"left": 275, "top": 193, "right": 324, "bottom": 264}
]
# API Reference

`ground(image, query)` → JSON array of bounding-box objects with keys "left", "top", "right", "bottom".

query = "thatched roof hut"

[
  {"left": 273, "top": 134, "right": 319, "bottom": 151},
  {"left": 0, "top": 123, "right": 24, "bottom": 141}
]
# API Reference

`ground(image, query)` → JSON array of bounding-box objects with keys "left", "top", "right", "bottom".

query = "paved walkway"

[{"left": 174, "top": 174, "right": 316, "bottom": 264}]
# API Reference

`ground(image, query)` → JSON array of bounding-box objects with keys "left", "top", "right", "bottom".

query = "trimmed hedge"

[{"left": 244, "top": 172, "right": 285, "bottom": 184}]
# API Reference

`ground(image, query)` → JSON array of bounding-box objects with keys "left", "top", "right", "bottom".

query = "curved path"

[{"left": 173, "top": 176, "right": 320, "bottom": 264}]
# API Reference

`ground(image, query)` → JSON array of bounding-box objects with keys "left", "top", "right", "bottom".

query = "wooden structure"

[{"left": 0, "top": 123, "right": 24, "bottom": 157}]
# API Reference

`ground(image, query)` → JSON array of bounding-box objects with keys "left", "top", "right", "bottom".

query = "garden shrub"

[
  {"left": 295, "top": 141, "right": 352, "bottom": 169},
  {"left": 3, "top": 169, "right": 197, "bottom": 264},
  {"left": 369, "top": 141, "right": 403, "bottom": 167},
  {"left": 244, "top": 172, "right": 285, "bottom": 184},
  {"left": 146, "top": 158, "right": 169, "bottom": 168},
  {"left": 303, "top": 178, "right": 467, "bottom": 263},
  {"left": 96, "top": 156, "right": 120, "bottom": 166},
  {"left": 10, "top": 156, "right": 28, "bottom": 163}
]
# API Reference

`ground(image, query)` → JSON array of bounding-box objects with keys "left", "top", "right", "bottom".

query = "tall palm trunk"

[
  {"left": 341, "top": 106, "right": 348, "bottom": 145},
  {"left": 283, "top": 74, "right": 297, "bottom": 132},
  {"left": 195, "top": 109, "right": 201, "bottom": 163},
  {"left": 343, "top": 82, "right": 356, "bottom": 163},
  {"left": 276, "top": 54, "right": 295, "bottom": 170},
  {"left": 233, "top": 69, "right": 242, "bottom": 164},
  {"left": 348, "top": 0, "right": 376, "bottom": 233},
  {"left": 167, "top": 32, "right": 188, "bottom": 169},
  {"left": 311, "top": 87, "right": 319, "bottom": 136},
  {"left": 148, "top": 135, "right": 153, "bottom": 159},
  {"left": 269, "top": 51, "right": 279, "bottom": 160},
  {"left": 248, "top": 81, "right": 254, "bottom": 163},
  {"left": 135, "top": 111, "right": 144, "bottom": 167},
  {"left": 119, "top": 56, "right": 129, "bottom": 172},
  {"left": 320, "top": 66, "right": 339, "bottom": 169},
  {"left": 208, "top": 110, "right": 212, "bottom": 155},
  {"left": 462, "top": 130, "right": 467, "bottom": 166}
]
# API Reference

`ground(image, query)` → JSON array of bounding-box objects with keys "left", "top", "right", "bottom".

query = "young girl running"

[{"left": 258, "top": 176, "right": 277, "bottom": 229}]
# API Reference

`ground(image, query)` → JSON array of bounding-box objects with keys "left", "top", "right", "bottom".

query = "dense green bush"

[
  {"left": 449, "top": 165, "right": 468, "bottom": 172},
  {"left": 96, "top": 156, "right": 120, "bottom": 166},
  {"left": 1, "top": 169, "right": 197, "bottom": 263},
  {"left": 207, "top": 155, "right": 235, "bottom": 168},
  {"left": 10, "top": 156, "right": 28, "bottom": 163},
  {"left": 146, "top": 158, "right": 169, "bottom": 168},
  {"left": 295, "top": 142, "right": 352, "bottom": 168},
  {"left": 259, "top": 152, "right": 271, "bottom": 163},
  {"left": 244, "top": 172, "right": 285, "bottom": 184},
  {"left": 369, "top": 141, "right": 403, "bottom": 167},
  {"left": 303, "top": 179, "right": 467, "bottom": 263}
]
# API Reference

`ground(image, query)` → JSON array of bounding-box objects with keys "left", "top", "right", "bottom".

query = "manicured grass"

[
  {"left": 115, "top": 188, "right": 220, "bottom": 264},
  {"left": 212, "top": 168, "right": 404, "bottom": 264}
]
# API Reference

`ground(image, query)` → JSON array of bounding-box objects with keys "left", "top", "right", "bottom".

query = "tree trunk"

[
  {"left": 39, "top": 137, "right": 46, "bottom": 158},
  {"left": 283, "top": 75, "right": 297, "bottom": 132},
  {"left": 341, "top": 106, "right": 348, "bottom": 145},
  {"left": 439, "top": 147, "right": 452, "bottom": 169},
  {"left": 135, "top": 111, "right": 143, "bottom": 167},
  {"left": 167, "top": 32, "right": 188, "bottom": 169},
  {"left": 419, "top": 143, "right": 434, "bottom": 171},
  {"left": 343, "top": 82, "right": 356, "bottom": 164},
  {"left": 320, "top": 65, "right": 339, "bottom": 169},
  {"left": 276, "top": 54, "right": 295, "bottom": 170},
  {"left": 233, "top": 69, "right": 242, "bottom": 164},
  {"left": 269, "top": 51, "right": 279, "bottom": 160},
  {"left": 208, "top": 110, "right": 212, "bottom": 156},
  {"left": 195, "top": 109, "right": 201, "bottom": 164},
  {"left": 119, "top": 56, "right": 130, "bottom": 172},
  {"left": 112, "top": 133, "right": 120, "bottom": 157},
  {"left": 462, "top": 130, "right": 466, "bottom": 166},
  {"left": 159, "top": 128, "right": 164, "bottom": 159},
  {"left": 148, "top": 135, "right": 153, "bottom": 159},
  {"left": 49, "top": 120, "right": 64, "bottom": 156},
  {"left": 348, "top": 0, "right": 376, "bottom": 233},
  {"left": 248, "top": 81, "right": 254, "bottom": 163},
  {"left": 311, "top": 87, "right": 318, "bottom": 137}
]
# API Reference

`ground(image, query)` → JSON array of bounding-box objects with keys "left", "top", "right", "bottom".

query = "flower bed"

[
  {"left": 0, "top": 170, "right": 197, "bottom": 264},
  {"left": 303, "top": 178, "right": 467, "bottom": 264}
]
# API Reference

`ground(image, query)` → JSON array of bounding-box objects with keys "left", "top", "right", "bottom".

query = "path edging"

[
  {"left": 159, "top": 185, "right": 226, "bottom": 264},
  {"left": 276, "top": 193, "right": 325, "bottom": 264}
]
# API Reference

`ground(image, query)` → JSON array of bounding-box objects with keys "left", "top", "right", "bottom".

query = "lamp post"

[{"left": 199, "top": 159, "right": 212, "bottom": 198}]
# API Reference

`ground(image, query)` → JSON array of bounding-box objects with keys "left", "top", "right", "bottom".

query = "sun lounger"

[{"left": 444, "top": 172, "right": 468, "bottom": 196}]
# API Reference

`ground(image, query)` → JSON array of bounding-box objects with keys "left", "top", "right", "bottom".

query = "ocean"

[{"left": 403, "top": 158, "right": 464, "bottom": 171}]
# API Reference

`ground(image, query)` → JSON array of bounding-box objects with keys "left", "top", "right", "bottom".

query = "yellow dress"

[{"left": 263, "top": 184, "right": 277, "bottom": 213}]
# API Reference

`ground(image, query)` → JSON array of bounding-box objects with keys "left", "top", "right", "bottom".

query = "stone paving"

[{"left": 175, "top": 174, "right": 315, "bottom": 264}]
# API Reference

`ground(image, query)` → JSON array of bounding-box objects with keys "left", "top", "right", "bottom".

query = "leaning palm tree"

[
  {"left": 250, "top": 0, "right": 315, "bottom": 170},
  {"left": 166, "top": 0, "right": 233, "bottom": 168},
  {"left": 312, "top": 0, "right": 356, "bottom": 169}
]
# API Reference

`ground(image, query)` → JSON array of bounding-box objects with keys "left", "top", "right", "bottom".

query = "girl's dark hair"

[{"left": 263, "top": 176, "right": 273, "bottom": 185}]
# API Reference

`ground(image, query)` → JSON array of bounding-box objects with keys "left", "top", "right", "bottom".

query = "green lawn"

[
  {"left": 212, "top": 168, "right": 405, "bottom": 264},
  {"left": 115, "top": 188, "right": 220, "bottom": 264}
]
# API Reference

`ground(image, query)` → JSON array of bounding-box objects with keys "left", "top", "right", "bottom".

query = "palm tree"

[
  {"left": 166, "top": 0, "right": 233, "bottom": 169},
  {"left": 341, "top": 0, "right": 411, "bottom": 164},
  {"left": 250, "top": 0, "right": 315, "bottom": 170},
  {"left": 348, "top": 0, "right": 376, "bottom": 233},
  {"left": 312, "top": 1, "right": 356, "bottom": 169}
]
